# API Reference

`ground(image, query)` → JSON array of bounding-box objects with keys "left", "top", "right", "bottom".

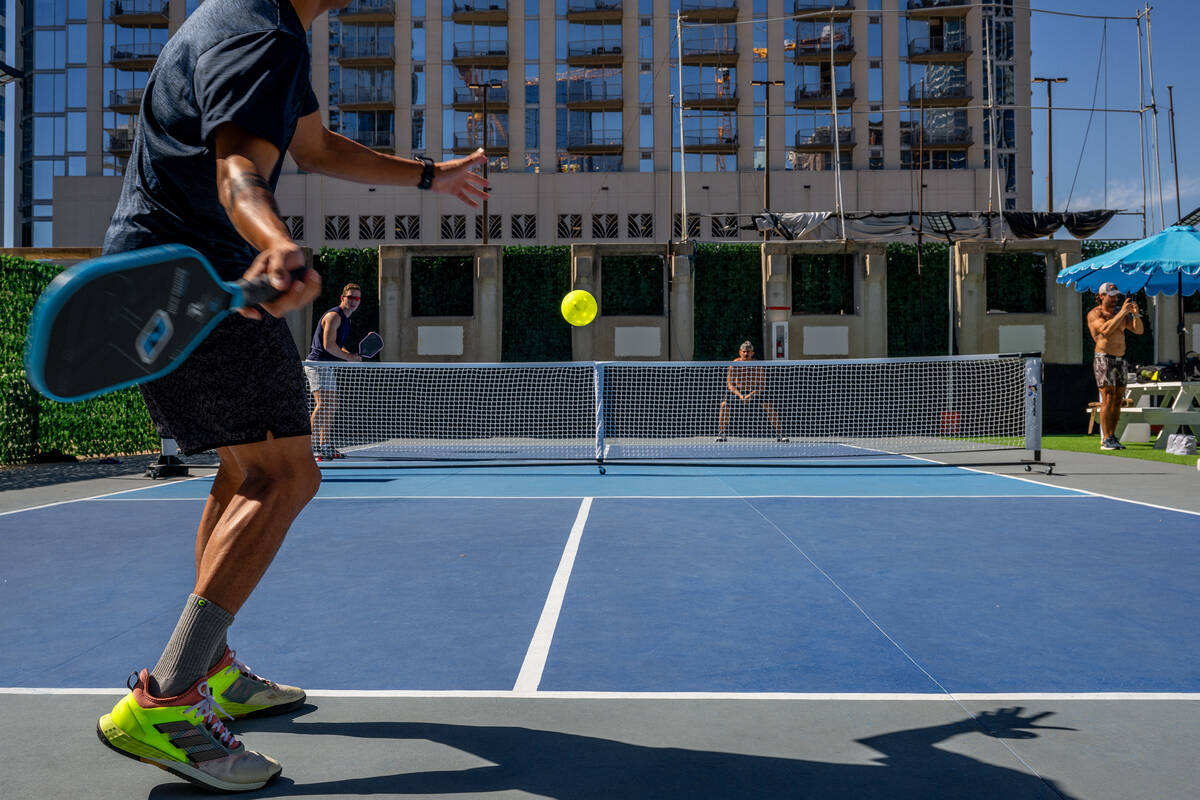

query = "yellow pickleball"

[{"left": 561, "top": 289, "right": 598, "bottom": 326}]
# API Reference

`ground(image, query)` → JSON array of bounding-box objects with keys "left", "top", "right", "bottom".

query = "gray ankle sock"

[{"left": 150, "top": 594, "right": 234, "bottom": 697}]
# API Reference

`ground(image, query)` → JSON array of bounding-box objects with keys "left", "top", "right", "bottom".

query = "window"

[
  {"left": 441, "top": 214, "right": 467, "bottom": 240},
  {"left": 602, "top": 255, "right": 664, "bottom": 316},
  {"left": 474, "top": 214, "right": 502, "bottom": 240},
  {"left": 359, "top": 214, "right": 386, "bottom": 240},
  {"left": 592, "top": 213, "right": 618, "bottom": 239},
  {"left": 511, "top": 214, "right": 536, "bottom": 239},
  {"left": 558, "top": 213, "right": 582, "bottom": 239},
  {"left": 627, "top": 213, "right": 653, "bottom": 239},
  {"left": 711, "top": 214, "right": 739, "bottom": 239},
  {"left": 285, "top": 216, "right": 305, "bottom": 240},
  {"left": 673, "top": 213, "right": 701, "bottom": 239},
  {"left": 986, "top": 252, "right": 1048, "bottom": 313},
  {"left": 324, "top": 215, "right": 350, "bottom": 240},
  {"left": 395, "top": 214, "right": 421, "bottom": 240},
  {"left": 792, "top": 253, "right": 854, "bottom": 315},
  {"left": 411, "top": 255, "right": 473, "bottom": 316}
]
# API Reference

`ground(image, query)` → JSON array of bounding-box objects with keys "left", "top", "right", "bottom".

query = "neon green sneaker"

[
  {"left": 206, "top": 647, "right": 306, "bottom": 719},
  {"left": 96, "top": 669, "right": 281, "bottom": 792}
]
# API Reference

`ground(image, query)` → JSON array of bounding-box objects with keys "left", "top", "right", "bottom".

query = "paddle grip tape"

[{"left": 235, "top": 267, "right": 310, "bottom": 309}]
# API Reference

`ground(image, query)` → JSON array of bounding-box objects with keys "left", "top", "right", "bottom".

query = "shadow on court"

[{"left": 145, "top": 706, "right": 1078, "bottom": 799}]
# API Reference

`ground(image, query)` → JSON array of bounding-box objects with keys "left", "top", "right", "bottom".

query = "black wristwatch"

[{"left": 415, "top": 156, "right": 435, "bottom": 190}]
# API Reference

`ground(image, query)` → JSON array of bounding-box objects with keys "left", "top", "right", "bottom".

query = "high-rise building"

[{"left": 30, "top": 0, "right": 1030, "bottom": 247}]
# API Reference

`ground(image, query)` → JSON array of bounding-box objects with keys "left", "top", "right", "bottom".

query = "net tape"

[{"left": 304, "top": 355, "right": 1034, "bottom": 462}]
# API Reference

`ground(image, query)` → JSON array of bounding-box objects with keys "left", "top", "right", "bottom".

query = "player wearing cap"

[
  {"left": 1086, "top": 282, "right": 1144, "bottom": 451},
  {"left": 717, "top": 341, "right": 789, "bottom": 442}
]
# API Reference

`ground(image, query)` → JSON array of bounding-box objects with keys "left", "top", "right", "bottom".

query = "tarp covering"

[{"left": 752, "top": 210, "right": 1117, "bottom": 241}]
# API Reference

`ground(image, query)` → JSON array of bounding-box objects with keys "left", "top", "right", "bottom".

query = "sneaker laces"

[
  {"left": 228, "top": 650, "right": 279, "bottom": 689},
  {"left": 186, "top": 681, "right": 240, "bottom": 750}
]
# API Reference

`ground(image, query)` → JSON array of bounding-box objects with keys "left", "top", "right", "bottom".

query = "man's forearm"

[
  {"left": 298, "top": 128, "right": 423, "bottom": 187},
  {"left": 218, "top": 159, "right": 292, "bottom": 251}
]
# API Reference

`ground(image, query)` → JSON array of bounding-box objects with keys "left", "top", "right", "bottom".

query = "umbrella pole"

[{"left": 1180, "top": 270, "right": 1187, "bottom": 369}]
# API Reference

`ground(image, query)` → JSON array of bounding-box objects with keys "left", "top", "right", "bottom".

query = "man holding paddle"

[
  {"left": 94, "top": 0, "right": 487, "bottom": 791},
  {"left": 306, "top": 282, "right": 366, "bottom": 460}
]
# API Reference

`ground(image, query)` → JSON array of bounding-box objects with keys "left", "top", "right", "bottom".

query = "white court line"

[
  {"left": 0, "top": 476, "right": 211, "bottom": 516},
  {"left": 512, "top": 496, "right": 592, "bottom": 694},
  {"left": 91, "top": 493, "right": 1094, "bottom": 501},
  {"left": 2, "top": 687, "right": 1196, "bottom": 700},
  {"left": 929, "top": 459, "right": 1200, "bottom": 518}
]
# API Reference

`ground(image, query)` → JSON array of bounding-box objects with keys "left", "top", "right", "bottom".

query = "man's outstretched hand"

[{"left": 433, "top": 148, "right": 490, "bottom": 208}]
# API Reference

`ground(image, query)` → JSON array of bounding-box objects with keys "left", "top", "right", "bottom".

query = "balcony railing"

[
  {"left": 107, "top": 0, "right": 168, "bottom": 17},
  {"left": 336, "top": 85, "right": 394, "bottom": 105},
  {"left": 453, "top": 41, "right": 509, "bottom": 58},
  {"left": 108, "top": 129, "right": 136, "bottom": 153},
  {"left": 908, "top": 35, "right": 971, "bottom": 57},
  {"left": 908, "top": 80, "right": 972, "bottom": 103},
  {"left": 109, "top": 88, "right": 145, "bottom": 109},
  {"left": 682, "top": 83, "right": 737, "bottom": 102},
  {"left": 563, "top": 80, "right": 622, "bottom": 103},
  {"left": 681, "top": 40, "right": 738, "bottom": 57},
  {"left": 334, "top": 41, "right": 395, "bottom": 60},
  {"left": 454, "top": 131, "right": 509, "bottom": 149},
  {"left": 342, "top": 0, "right": 395, "bottom": 14},
  {"left": 566, "top": 129, "right": 623, "bottom": 147},
  {"left": 795, "top": 127, "right": 855, "bottom": 147},
  {"left": 901, "top": 126, "right": 973, "bottom": 147},
  {"left": 567, "top": 0, "right": 622, "bottom": 11},
  {"left": 566, "top": 40, "right": 623, "bottom": 58},
  {"left": 453, "top": 0, "right": 507, "bottom": 11},
  {"left": 794, "top": 32, "right": 854, "bottom": 54},
  {"left": 348, "top": 130, "right": 395, "bottom": 149},
  {"left": 907, "top": 0, "right": 968, "bottom": 10},
  {"left": 794, "top": 0, "right": 854, "bottom": 10},
  {"left": 453, "top": 85, "right": 509, "bottom": 104},
  {"left": 110, "top": 42, "right": 164, "bottom": 64},
  {"left": 683, "top": 132, "right": 737, "bottom": 147},
  {"left": 794, "top": 83, "right": 855, "bottom": 103},
  {"left": 681, "top": 0, "right": 737, "bottom": 10}
]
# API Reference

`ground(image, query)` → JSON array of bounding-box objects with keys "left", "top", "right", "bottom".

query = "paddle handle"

[{"left": 235, "top": 268, "right": 310, "bottom": 309}]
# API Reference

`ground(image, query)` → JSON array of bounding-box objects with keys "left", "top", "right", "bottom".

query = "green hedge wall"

[
  {"left": 1, "top": 254, "right": 157, "bottom": 464},
  {"left": 501, "top": 246, "right": 573, "bottom": 362},
  {"left": 693, "top": 243, "right": 763, "bottom": 360},
  {"left": 791, "top": 253, "right": 855, "bottom": 315},
  {"left": 885, "top": 242, "right": 953, "bottom": 357},
  {"left": 600, "top": 254, "right": 665, "bottom": 316}
]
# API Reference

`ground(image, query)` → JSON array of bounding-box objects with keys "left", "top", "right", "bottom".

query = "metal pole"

[
  {"left": 750, "top": 79, "right": 784, "bottom": 242},
  {"left": 668, "top": 93, "right": 675, "bottom": 243},
  {"left": 1032, "top": 77, "right": 1067, "bottom": 214},
  {"left": 1168, "top": 85, "right": 1181, "bottom": 222},
  {"left": 676, "top": 12, "right": 688, "bottom": 243},
  {"left": 481, "top": 87, "right": 489, "bottom": 245}
]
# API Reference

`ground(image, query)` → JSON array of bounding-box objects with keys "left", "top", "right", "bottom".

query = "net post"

[
  {"left": 1024, "top": 355, "right": 1043, "bottom": 460},
  {"left": 594, "top": 362, "right": 605, "bottom": 463}
]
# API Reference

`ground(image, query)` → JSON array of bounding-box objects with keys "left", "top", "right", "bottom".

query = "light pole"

[
  {"left": 467, "top": 79, "right": 502, "bottom": 244},
  {"left": 1032, "top": 76, "right": 1068, "bottom": 213},
  {"left": 750, "top": 79, "right": 785, "bottom": 241}
]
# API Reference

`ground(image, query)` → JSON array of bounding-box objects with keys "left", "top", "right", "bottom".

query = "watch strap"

[{"left": 415, "top": 156, "right": 435, "bottom": 190}]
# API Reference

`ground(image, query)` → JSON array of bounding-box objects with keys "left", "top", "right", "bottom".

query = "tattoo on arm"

[{"left": 225, "top": 173, "right": 281, "bottom": 217}]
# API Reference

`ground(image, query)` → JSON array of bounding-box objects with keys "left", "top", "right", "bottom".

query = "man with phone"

[
  {"left": 95, "top": 0, "right": 487, "bottom": 791},
  {"left": 1087, "top": 282, "right": 1145, "bottom": 451}
]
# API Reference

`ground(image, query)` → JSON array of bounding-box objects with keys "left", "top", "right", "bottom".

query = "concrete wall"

[
  {"left": 954, "top": 239, "right": 1082, "bottom": 363},
  {"left": 761, "top": 241, "right": 888, "bottom": 361},
  {"left": 378, "top": 244, "right": 502, "bottom": 362},
  {"left": 569, "top": 243, "right": 694, "bottom": 361}
]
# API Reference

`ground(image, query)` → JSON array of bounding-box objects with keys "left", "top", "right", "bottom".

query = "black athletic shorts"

[{"left": 139, "top": 313, "right": 310, "bottom": 455}]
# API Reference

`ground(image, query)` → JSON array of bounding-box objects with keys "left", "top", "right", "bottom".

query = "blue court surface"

[{"left": 2, "top": 460, "right": 1198, "bottom": 697}]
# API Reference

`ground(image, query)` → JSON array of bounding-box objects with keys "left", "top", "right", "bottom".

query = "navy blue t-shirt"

[
  {"left": 308, "top": 307, "right": 351, "bottom": 361},
  {"left": 102, "top": 0, "right": 319, "bottom": 280}
]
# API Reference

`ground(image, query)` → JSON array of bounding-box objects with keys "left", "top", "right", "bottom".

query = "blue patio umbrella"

[{"left": 1057, "top": 224, "right": 1200, "bottom": 366}]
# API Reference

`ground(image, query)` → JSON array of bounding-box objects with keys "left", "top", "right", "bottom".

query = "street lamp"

[
  {"left": 750, "top": 79, "right": 785, "bottom": 241},
  {"left": 1032, "top": 76, "right": 1068, "bottom": 213},
  {"left": 467, "top": 79, "right": 503, "bottom": 244}
]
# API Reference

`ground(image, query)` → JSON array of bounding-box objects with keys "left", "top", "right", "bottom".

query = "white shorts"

[{"left": 304, "top": 364, "right": 337, "bottom": 393}]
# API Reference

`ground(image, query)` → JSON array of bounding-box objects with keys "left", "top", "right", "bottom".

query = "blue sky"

[{"left": 1029, "top": 0, "right": 1196, "bottom": 239}]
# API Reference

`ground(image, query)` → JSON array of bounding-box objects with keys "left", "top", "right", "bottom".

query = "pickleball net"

[{"left": 303, "top": 354, "right": 1043, "bottom": 464}]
